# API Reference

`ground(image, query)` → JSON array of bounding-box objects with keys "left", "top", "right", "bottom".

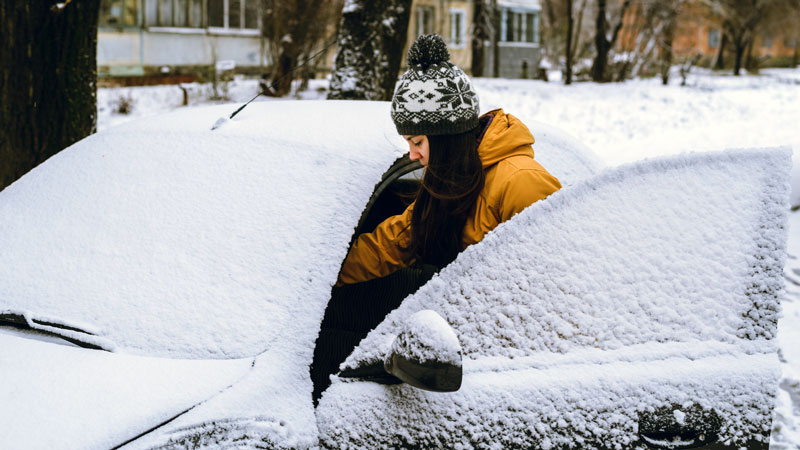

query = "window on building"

[
  {"left": 504, "top": 9, "right": 538, "bottom": 43},
  {"left": 505, "top": 11, "right": 522, "bottom": 42},
  {"left": 207, "top": 0, "right": 259, "bottom": 29},
  {"left": 416, "top": 6, "right": 435, "bottom": 37},
  {"left": 100, "top": 0, "right": 137, "bottom": 26},
  {"left": 449, "top": 9, "right": 466, "bottom": 46},
  {"left": 144, "top": 0, "right": 204, "bottom": 27},
  {"left": 208, "top": 0, "right": 224, "bottom": 27},
  {"left": 525, "top": 12, "right": 539, "bottom": 43},
  {"left": 708, "top": 29, "right": 720, "bottom": 48}
]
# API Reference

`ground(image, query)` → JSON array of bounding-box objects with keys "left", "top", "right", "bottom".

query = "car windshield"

[{"left": 0, "top": 101, "right": 406, "bottom": 359}]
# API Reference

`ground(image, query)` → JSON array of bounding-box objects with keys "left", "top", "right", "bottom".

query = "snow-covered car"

[{"left": 0, "top": 100, "right": 789, "bottom": 450}]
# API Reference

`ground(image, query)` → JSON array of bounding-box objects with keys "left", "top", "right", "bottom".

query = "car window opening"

[{"left": 311, "top": 156, "right": 429, "bottom": 404}]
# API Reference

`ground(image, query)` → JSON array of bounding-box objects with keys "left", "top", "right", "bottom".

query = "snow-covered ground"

[{"left": 97, "top": 68, "right": 800, "bottom": 447}]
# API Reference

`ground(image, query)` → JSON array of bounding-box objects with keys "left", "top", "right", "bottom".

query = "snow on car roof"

[
  {"left": 0, "top": 99, "right": 599, "bottom": 361},
  {"left": 525, "top": 119, "right": 605, "bottom": 184},
  {"left": 0, "top": 100, "right": 405, "bottom": 359}
]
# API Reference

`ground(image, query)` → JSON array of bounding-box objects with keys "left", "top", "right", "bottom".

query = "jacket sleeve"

[
  {"left": 498, "top": 168, "right": 562, "bottom": 222},
  {"left": 336, "top": 203, "right": 414, "bottom": 285}
]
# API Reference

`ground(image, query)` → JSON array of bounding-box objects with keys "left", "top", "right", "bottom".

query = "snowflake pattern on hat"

[{"left": 391, "top": 35, "right": 480, "bottom": 136}]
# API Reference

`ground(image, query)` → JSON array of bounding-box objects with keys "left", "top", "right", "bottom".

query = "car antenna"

[{"left": 211, "top": 35, "right": 342, "bottom": 131}]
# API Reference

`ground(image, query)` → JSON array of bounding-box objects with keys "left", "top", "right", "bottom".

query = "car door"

[{"left": 316, "top": 148, "right": 790, "bottom": 450}]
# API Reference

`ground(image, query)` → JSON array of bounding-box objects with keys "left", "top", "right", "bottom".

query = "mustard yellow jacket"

[{"left": 337, "top": 109, "right": 562, "bottom": 285}]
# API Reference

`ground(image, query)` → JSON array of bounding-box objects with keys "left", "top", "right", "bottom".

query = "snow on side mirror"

[{"left": 383, "top": 310, "right": 462, "bottom": 393}]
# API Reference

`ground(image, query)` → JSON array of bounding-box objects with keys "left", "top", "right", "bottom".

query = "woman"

[{"left": 311, "top": 34, "right": 561, "bottom": 402}]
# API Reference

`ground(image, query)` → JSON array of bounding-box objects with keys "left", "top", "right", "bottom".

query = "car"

[{"left": 0, "top": 100, "right": 789, "bottom": 449}]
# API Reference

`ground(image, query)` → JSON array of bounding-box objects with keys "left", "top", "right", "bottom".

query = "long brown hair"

[{"left": 406, "top": 126, "right": 485, "bottom": 268}]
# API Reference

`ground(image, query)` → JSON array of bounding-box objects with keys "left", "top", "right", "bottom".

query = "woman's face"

[{"left": 403, "top": 135, "right": 430, "bottom": 167}]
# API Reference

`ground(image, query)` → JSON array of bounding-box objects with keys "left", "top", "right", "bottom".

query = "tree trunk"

[
  {"left": 328, "top": 0, "right": 412, "bottom": 101},
  {"left": 0, "top": 0, "right": 100, "bottom": 192},
  {"left": 714, "top": 32, "right": 727, "bottom": 70},
  {"left": 571, "top": 0, "right": 588, "bottom": 60},
  {"left": 471, "top": 0, "right": 487, "bottom": 77},
  {"left": 591, "top": 0, "right": 609, "bottom": 82},
  {"left": 733, "top": 39, "right": 745, "bottom": 75},
  {"left": 793, "top": 42, "right": 798, "bottom": 68},
  {"left": 744, "top": 37, "right": 755, "bottom": 72},
  {"left": 660, "top": 11, "right": 677, "bottom": 85},
  {"left": 271, "top": 40, "right": 300, "bottom": 96},
  {"left": 591, "top": 0, "right": 629, "bottom": 83},
  {"left": 491, "top": 0, "right": 500, "bottom": 78},
  {"left": 565, "top": 0, "right": 573, "bottom": 85}
]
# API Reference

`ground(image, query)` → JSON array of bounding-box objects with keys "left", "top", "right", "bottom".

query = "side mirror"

[{"left": 383, "top": 310, "right": 462, "bottom": 392}]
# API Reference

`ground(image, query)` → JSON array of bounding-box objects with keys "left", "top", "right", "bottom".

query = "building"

[
  {"left": 404, "top": 0, "right": 474, "bottom": 71},
  {"left": 98, "top": 0, "right": 265, "bottom": 83},
  {"left": 403, "top": 0, "right": 542, "bottom": 78},
  {"left": 618, "top": 2, "right": 798, "bottom": 71},
  {"left": 97, "top": 0, "right": 545, "bottom": 85},
  {"left": 483, "top": 0, "right": 543, "bottom": 79}
]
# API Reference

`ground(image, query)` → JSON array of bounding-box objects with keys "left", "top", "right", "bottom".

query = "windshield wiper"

[{"left": 0, "top": 309, "right": 115, "bottom": 351}]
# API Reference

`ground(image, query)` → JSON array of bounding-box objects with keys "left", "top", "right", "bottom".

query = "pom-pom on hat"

[{"left": 391, "top": 34, "right": 479, "bottom": 136}]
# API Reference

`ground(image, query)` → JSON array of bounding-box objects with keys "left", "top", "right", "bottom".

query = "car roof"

[{"left": 0, "top": 100, "right": 405, "bottom": 359}]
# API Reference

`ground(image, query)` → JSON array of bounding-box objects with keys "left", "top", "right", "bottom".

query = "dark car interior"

[
  {"left": 311, "top": 155, "right": 426, "bottom": 403},
  {"left": 350, "top": 155, "right": 423, "bottom": 240}
]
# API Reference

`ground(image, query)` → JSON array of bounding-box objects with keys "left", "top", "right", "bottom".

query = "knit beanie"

[{"left": 391, "top": 34, "right": 480, "bottom": 136}]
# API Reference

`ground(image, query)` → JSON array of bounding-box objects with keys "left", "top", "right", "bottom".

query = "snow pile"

[
  {"left": 319, "top": 148, "right": 789, "bottom": 448},
  {"left": 388, "top": 310, "right": 461, "bottom": 366}
]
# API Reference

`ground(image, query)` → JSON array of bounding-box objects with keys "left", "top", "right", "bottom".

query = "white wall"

[{"left": 98, "top": 28, "right": 264, "bottom": 69}]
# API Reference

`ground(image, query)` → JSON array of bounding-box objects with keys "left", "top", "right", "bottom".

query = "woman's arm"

[{"left": 337, "top": 203, "right": 414, "bottom": 285}]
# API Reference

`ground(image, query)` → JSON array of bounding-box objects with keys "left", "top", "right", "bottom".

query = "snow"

[
  {"left": 321, "top": 147, "right": 789, "bottom": 448},
  {"left": 388, "top": 310, "right": 462, "bottom": 366},
  {"left": 1, "top": 100, "right": 410, "bottom": 448},
  {"left": 342, "top": 148, "right": 789, "bottom": 363},
  {"left": 321, "top": 353, "right": 778, "bottom": 449},
  {"left": 4, "top": 68, "right": 796, "bottom": 447},
  {"left": 0, "top": 333, "right": 252, "bottom": 450},
  {"left": 317, "top": 149, "right": 790, "bottom": 447},
  {"left": 0, "top": 100, "right": 405, "bottom": 361},
  {"left": 475, "top": 72, "right": 800, "bottom": 208},
  {"left": 342, "top": 0, "right": 361, "bottom": 14}
]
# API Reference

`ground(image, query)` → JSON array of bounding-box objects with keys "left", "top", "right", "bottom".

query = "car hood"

[
  {"left": 0, "top": 333, "right": 253, "bottom": 449},
  {"left": 0, "top": 100, "right": 405, "bottom": 360}
]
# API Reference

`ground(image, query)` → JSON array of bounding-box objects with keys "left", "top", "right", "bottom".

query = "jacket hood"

[{"left": 478, "top": 109, "right": 535, "bottom": 168}]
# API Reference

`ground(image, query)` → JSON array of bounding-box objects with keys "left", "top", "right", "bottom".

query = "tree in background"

[
  {"left": 701, "top": 0, "right": 772, "bottom": 75},
  {"left": 262, "top": 0, "right": 342, "bottom": 97},
  {"left": 591, "top": 0, "right": 632, "bottom": 82},
  {"left": 758, "top": 0, "right": 800, "bottom": 68},
  {"left": 0, "top": 0, "right": 100, "bottom": 192},
  {"left": 471, "top": 0, "right": 490, "bottom": 77},
  {"left": 625, "top": 0, "right": 686, "bottom": 84},
  {"left": 327, "top": 0, "right": 412, "bottom": 101},
  {"left": 540, "top": 0, "right": 589, "bottom": 85},
  {"left": 565, "top": 0, "right": 574, "bottom": 84}
]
